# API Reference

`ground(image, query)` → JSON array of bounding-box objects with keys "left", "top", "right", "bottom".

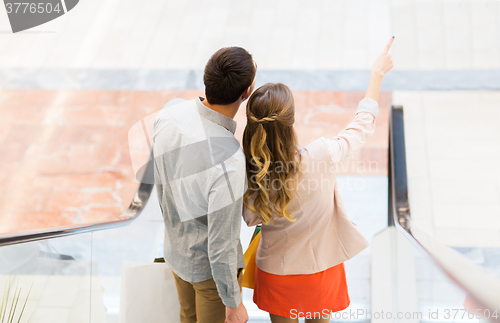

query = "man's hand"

[
  {"left": 371, "top": 36, "right": 395, "bottom": 77},
  {"left": 225, "top": 302, "right": 249, "bottom": 323}
]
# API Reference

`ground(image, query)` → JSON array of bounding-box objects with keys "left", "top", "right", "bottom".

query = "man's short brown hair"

[{"left": 203, "top": 47, "right": 256, "bottom": 105}]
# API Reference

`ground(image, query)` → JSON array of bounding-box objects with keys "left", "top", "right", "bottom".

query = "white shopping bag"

[{"left": 119, "top": 261, "right": 181, "bottom": 323}]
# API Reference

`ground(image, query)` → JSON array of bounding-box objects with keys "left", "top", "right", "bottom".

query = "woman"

[{"left": 242, "top": 37, "right": 394, "bottom": 323}]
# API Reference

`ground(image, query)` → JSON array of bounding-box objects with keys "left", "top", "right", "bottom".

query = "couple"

[{"left": 152, "top": 38, "right": 394, "bottom": 323}]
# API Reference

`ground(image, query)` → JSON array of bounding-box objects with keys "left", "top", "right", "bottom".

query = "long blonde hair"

[{"left": 243, "top": 83, "right": 300, "bottom": 225}]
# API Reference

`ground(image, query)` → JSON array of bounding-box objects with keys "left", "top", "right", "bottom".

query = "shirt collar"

[{"left": 196, "top": 97, "right": 237, "bottom": 134}]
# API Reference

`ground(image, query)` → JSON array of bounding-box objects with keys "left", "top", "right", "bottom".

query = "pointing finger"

[{"left": 383, "top": 36, "right": 395, "bottom": 53}]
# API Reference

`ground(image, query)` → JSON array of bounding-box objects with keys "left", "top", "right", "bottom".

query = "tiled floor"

[
  {"left": 1, "top": 0, "right": 499, "bottom": 71},
  {"left": 0, "top": 89, "right": 391, "bottom": 234}
]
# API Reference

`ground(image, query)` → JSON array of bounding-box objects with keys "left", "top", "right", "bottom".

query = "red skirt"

[{"left": 253, "top": 263, "right": 350, "bottom": 318}]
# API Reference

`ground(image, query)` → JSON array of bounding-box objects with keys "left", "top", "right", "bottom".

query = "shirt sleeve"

[
  {"left": 206, "top": 158, "right": 246, "bottom": 308},
  {"left": 321, "top": 98, "right": 379, "bottom": 164}
]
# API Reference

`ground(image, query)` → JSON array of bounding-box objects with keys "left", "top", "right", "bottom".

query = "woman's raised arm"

[{"left": 318, "top": 37, "right": 395, "bottom": 164}]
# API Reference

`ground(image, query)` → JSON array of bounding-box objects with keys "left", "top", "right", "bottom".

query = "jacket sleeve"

[
  {"left": 206, "top": 158, "right": 246, "bottom": 308},
  {"left": 242, "top": 193, "right": 262, "bottom": 226},
  {"left": 321, "top": 98, "right": 379, "bottom": 164}
]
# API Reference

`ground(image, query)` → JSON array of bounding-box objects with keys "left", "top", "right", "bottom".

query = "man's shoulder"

[
  {"left": 153, "top": 98, "right": 201, "bottom": 139},
  {"left": 155, "top": 98, "right": 194, "bottom": 124}
]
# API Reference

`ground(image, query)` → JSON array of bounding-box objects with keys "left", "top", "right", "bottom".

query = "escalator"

[
  {"left": 369, "top": 106, "right": 500, "bottom": 323},
  {"left": 1, "top": 106, "right": 499, "bottom": 322}
]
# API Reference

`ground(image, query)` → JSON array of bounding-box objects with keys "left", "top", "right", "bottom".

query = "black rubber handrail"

[
  {"left": 0, "top": 163, "right": 154, "bottom": 247},
  {"left": 389, "top": 105, "right": 500, "bottom": 321}
]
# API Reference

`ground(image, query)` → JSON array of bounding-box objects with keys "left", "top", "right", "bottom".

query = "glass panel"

[
  {"left": 90, "top": 187, "right": 165, "bottom": 323},
  {"left": 401, "top": 228, "right": 495, "bottom": 323},
  {"left": 0, "top": 233, "right": 92, "bottom": 323}
]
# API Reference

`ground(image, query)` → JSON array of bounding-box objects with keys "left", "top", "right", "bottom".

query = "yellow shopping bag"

[{"left": 242, "top": 226, "right": 261, "bottom": 289}]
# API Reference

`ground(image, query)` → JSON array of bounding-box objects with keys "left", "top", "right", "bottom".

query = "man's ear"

[
  {"left": 241, "top": 83, "right": 254, "bottom": 101},
  {"left": 241, "top": 87, "right": 251, "bottom": 101}
]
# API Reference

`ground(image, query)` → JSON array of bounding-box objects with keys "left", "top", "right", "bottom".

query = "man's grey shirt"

[{"left": 152, "top": 97, "right": 246, "bottom": 308}]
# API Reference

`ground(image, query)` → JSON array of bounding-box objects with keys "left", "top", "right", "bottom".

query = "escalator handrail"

[
  {"left": 0, "top": 165, "right": 154, "bottom": 247},
  {"left": 389, "top": 105, "right": 500, "bottom": 318}
]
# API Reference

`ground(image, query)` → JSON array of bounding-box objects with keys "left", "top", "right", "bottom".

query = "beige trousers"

[{"left": 173, "top": 270, "right": 243, "bottom": 323}]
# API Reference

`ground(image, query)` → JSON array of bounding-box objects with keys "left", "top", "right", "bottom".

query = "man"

[{"left": 152, "top": 47, "right": 256, "bottom": 323}]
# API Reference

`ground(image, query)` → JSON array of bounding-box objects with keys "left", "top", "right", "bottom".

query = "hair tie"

[{"left": 248, "top": 112, "right": 278, "bottom": 125}]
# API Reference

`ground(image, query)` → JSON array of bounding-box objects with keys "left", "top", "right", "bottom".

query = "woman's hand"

[
  {"left": 364, "top": 37, "right": 395, "bottom": 102},
  {"left": 371, "top": 36, "right": 395, "bottom": 77}
]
